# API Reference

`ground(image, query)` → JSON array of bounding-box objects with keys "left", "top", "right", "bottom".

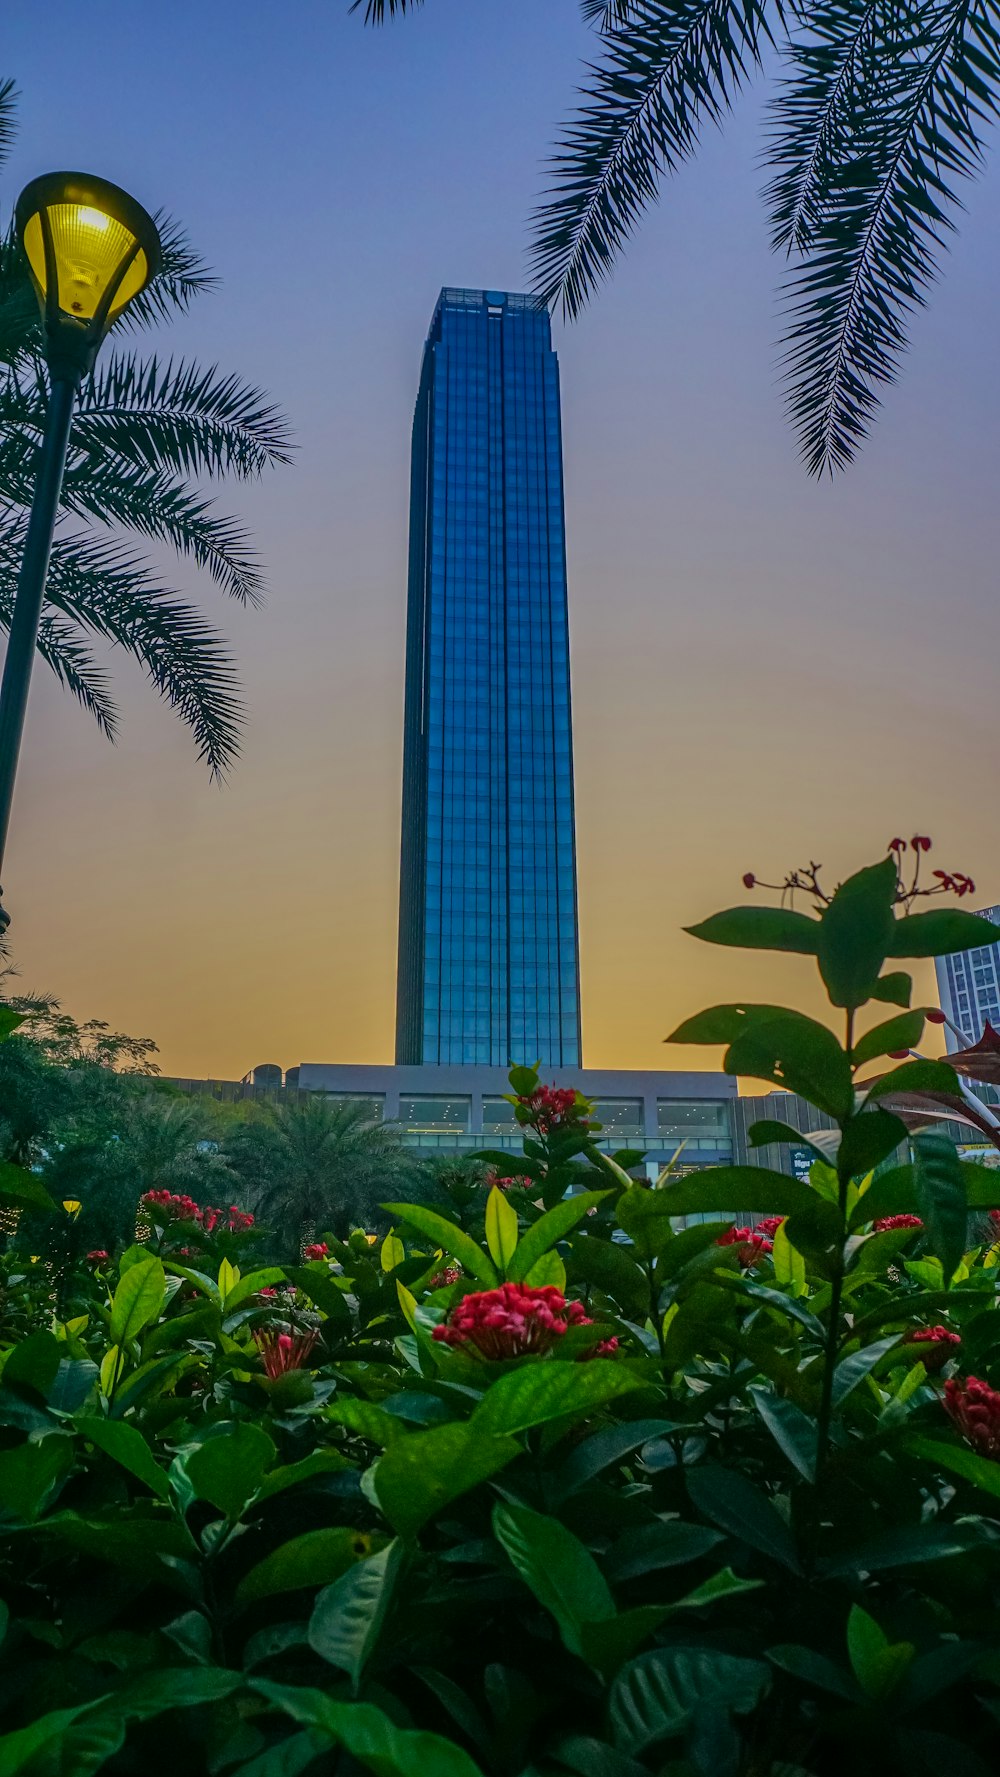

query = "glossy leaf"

[
  {"left": 553, "top": 1420, "right": 680, "bottom": 1501},
  {"left": 686, "top": 1463, "right": 800, "bottom": 1570},
  {"left": 108, "top": 1256, "right": 166, "bottom": 1346},
  {"left": 837, "top": 1109, "right": 908, "bottom": 1180},
  {"left": 830, "top": 1336, "right": 902, "bottom": 1407},
  {"left": 816, "top": 858, "right": 898, "bottom": 1009},
  {"left": 647, "top": 1167, "right": 817, "bottom": 1219},
  {"left": 667, "top": 1004, "right": 814, "bottom": 1045},
  {"left": 749, "top": 1387, "right": 817, "bottom": 1482},
  {"left": 493, "top": 1501, "right": 612, "bottom": 1658},
  {"left": 609, "top": 1647, "right": 770, "bottom": 1755},
  {"left": 863, "top": 1059, "right": 960, "bottom": 1101},
  {"left": 852, "top": 1011, "right": 926, "bottom": 1067},
  {"left": 0, "top": 1162, "right": 57, "bottom": 1213},
  {"left": 308, "top": 1541, "right": 403, "bottom": 1692},
  {"left": 185, "top": 1422, "right": 276, "bottom": 1518},
  {"left": 870, "top": 972, "right": 913, "bottom": 1008},
  {"left": 906, "top": 1436, "right": 1000, "bottom": 1501},
  {"left": 913, "top": 1131, "right": 968, "bottom": 1281},
  {"left": 474, "top": 1359, "right": 644, "bottom": 1436},
  {"left": 382, "top": 1203, "right": 499, "bottom": 1287},
  {"left": 253, "top": 1681, "right": 486, "bottom": 1777},
  {"left": 888, "top": 909, "right": 1000, "bottom": 957},
  {"left": 603, "top": 1520, "right": 726, "bottom": 1583},
  {"left": 238, "top": 1528, "right": 376, "bottom": 1603},
  {"left": 724, "top": 1015, "right": 854, "bottom": 1121},
  {"left": 374, "top": 1422, "right": 520, "bottom": 1538},
  {"left": 75, "top": 1415, "right": 170, "bottom": 1500},
  {"left": 507, "top": 1191, "right": 610, "bottom": 1281},
  {"left": 0, "top": 1436, "right": 72, "bottom": 1523},
  {"left": 683, "top": 906, "right": 820, "bottom": 954},
  {"left": 485, "top": 1186, "right": 519, "bottom": 1271}
]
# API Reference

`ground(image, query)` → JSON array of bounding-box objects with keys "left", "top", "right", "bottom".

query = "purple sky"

[{"left": 5, "top": 0, "right": 1000, "bottom": 1076}]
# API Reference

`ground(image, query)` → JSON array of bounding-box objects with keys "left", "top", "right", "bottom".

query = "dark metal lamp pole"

[{"left": 0, "top": 173, "right": 161, "bottom": 939}]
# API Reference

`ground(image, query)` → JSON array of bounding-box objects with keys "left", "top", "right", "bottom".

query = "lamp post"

[{"left": 0, "top": 173, "right": 161, "bottom": 934}]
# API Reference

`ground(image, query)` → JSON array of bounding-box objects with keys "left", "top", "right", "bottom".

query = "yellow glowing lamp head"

[
  {"left": 62, "top": 1198, "right": 82, "bottom": 1216},
  {"left": 15, "top": 172, "right": 161, "bottom": 365}
]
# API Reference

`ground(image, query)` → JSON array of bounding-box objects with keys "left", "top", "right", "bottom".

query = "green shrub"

[{"left": 4, "top": 856, "right": 1000, "bottom": 1775}]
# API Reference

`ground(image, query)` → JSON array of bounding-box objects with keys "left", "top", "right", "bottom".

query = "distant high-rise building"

[
  {"left": 395, "top": 288, "right": 581, "bottom": 1067},
  {"left": 934, "top": 905, "right": 1000, "bottom": 1047}
]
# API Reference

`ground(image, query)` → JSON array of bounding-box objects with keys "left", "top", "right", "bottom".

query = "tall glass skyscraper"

[{"left": 395, "top": 288, "right": 581, "bottom": 1067}]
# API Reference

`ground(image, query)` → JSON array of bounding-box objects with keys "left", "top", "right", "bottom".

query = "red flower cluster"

[
  {"left": 873, "top": 1214, "right": 923, "bottom": 1233},
  {"left": 141, "top": 1189, "right": 203, "bottom": 1223},
  {"left": 254, "top": 1326, "right": 319, "bottom": 1378},
  {"left": 944, "top": 1375, "right": 1000, "bottom": 1459},
  {"left": 742, "top": 872, "right": 756, "bottom": 889},
  {"left": 518, "top": 1085, "right": 589, "bottom": 1134},
  {"left": 140, "top": 1190, "right": 253, "bottom": 1233},
  {"left": 755, "top": 1216, "right": 784, "bottom": 1238},
  {"left": 716, "top": 1225, "right": 773, "bottom": 1268},
  {"left": 904, "top": 1324, "right": 961, "bottom": 1373},
  {"left": 432, "top": 1282, "right": 617, "bottom": 1361},
  {"left": 429, "top": 1265, "right": 462, "bottom": 1289},
  {"left": 86, "top": 1249, "right": 109, "bottom": 1265},
  {"left": 302, "top": 1242, "right": 329, "bottom": 1261},
  {"left": 890, "top": 835, "right": 932, "bottom": 854},
  {"left": 202, "top": 1205, "right": 255, "bottom": 1233},
  {"left": 488, "top": 1172, "right": 534, "bottom": 1193}
]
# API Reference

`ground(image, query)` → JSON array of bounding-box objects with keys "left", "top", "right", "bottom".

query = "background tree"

[
  {"left": 0, "top": 80, "right": 292, "bottom": 772},
  {"left": 355, "top": 0, "right": 1000, "bottom": 476},
  {"left": 225, "top": 1094, "right": 422, "bottom": 1250}
]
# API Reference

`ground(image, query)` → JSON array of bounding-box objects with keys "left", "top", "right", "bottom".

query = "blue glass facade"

[{"left": 396, "top": 288, "right": 582, "bottom": 1066}]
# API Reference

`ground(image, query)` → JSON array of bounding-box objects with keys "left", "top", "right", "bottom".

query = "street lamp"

[{"left": 0, "top": 173, "right": 161, "bottom": 933}]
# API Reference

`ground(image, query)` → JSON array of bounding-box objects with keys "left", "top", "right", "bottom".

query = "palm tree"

[
  {"left": 0, "top": 82, "right": 292, "bottom": 772},
  {"left": 355, "top": 0, "right": 1000, "bottom": 477},
  {"left": 225, "top": 1095, "right": 420, "bottom": 1249}
]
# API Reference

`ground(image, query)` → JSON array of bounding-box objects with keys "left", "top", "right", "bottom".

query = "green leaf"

[
  {"left": 888, "top": 909, "right": 1000, "bottom": 958},
  {"left": 109, "top": 1256, "right": 166, "bottom": 1346},
  {"left": 0, "top": 1162, "right": 57, "bottom": 1213},
  {"left": 0, "top": 1006, "right": 24, "bottom": 1041},
  {"left": 285, "top": 1265, "right": 351, "bottom": 1325},
  {"left": 724, "top": 1015, "right": 854, "bottom": 1121},
  {"left": 326, "top": 1398, "right": 406, "bottom": 1446},
  {"left": 75, "top": 1415, "right": 170, "bottom": 1500},
  {"left": 602, "top": 1520, "right": 726, "bottom": 1584},
  {"left": 963, "top": 1163, "right": 1000, "bottom": 1209},
  {"left": 686, "top": 1464, "right": 800, "bottom": 1571},
  {"left": 614, "top": 1186, "right": 676, "bottom": 1259},
  {"left": 913, "top": 1131, "right": 968, "bottom": 1281},
  {"left": 221, "top": 1267, "right": 288, "bottom": 1311},
  {"left": 772, "top": 1218, "right": 806, "bottom": 1293},
  {"left": 852, "top": 1012, "right": 926, "bottom": 1067},
  {"left": 308, "top": 1541, "right": 403, "bottom": 1693},
  {"left": 646, "top": 1167, "right": 817, "bottom": 1219},
  {"left": 830, "top": 1336, "right": 902, "bottom": 1407},
  {"left": 821, "top": 1522, "right": 998, "bottom": 1578},
  {"left": 553, "top": 1420, "right": 680, "bottom": 1501},
  {"left": 683, "top": 907, "right": 820, "bottom": 955},
  {"left": 381, "top": 1232, "right": 405, "bottom": 1273},
  {"left": 568, "top": 1234, "right": 646, "bottom": 1317},
  {"left": 767, "top": 1645, "right": 857, "bottom": 1701},
  {"left": 474, "top": 1359, "right": 643, "bottom": 1437},
  {"left": 485, "top": 1186, "right": 519, "bottom": 1271},
  {"left": 749, "top": 1386, "right": 817, "bottom": 1482},
  {"left": 508, "top": 1064, "right": 538, "bottom": 1097},
  {"left": 863, "top": 1059, "right": 959, "bottom": 1100},
  {"left": 507, "top": 1191, "right": 610, "bottom": 1282},
  {"left": 870, "top": 972, "right": 913, "bottom": 1007},
  {"left": 837, "top": 1109, "right": 908, "bottom": 1179},
  {"left": 255, "top": 1448, "right": 353, "bottom": 1502},
  {"left": 816, "top": 859, "right": 898, "bottom": 1009},
  {"left": 238, "top": 1527, "right": 377, "bottom": 1603},
  {"left": 848, "top": 1166, "right": 918, "bottom": 1230},
  {"left": 667, "top": 1004, "right": 812, "bottom": 1045},
  {"left": 846, "top": 1604, "right": 914, "bottom": 1699},
  {"left": 382, "top": 1203, "right": 498, "bottom": 1287},
  {"left": 252, "top": 1682, "right": 486, "bottom": 1777},
  {"left": 609, "top": 1647, "right": 770, "bottom": 1755},
  {"left": 524, "top": 1249, "right": 567, "bottom": 1289},
  {"left": 906, "top": 1436, "right": 1000, "bottom": 1501},
  {"left": 493, "top": 1500, "right": 612, "bottom": 1659},
  {"left": 374, "top": 1422, "right": 520, "bottom": 1539},
  {"left": 2, "top": 1331, "right": 63, "bottom": 1396},
  {"left": 185, "top": 1422, "right": 276, "bottom": 1519},
  {"left": 748, "top": 1121, "right": 830, "bottom": 1168},
  {"left": 0, "top": 1436, "right": 72, "bottom": 1523}
]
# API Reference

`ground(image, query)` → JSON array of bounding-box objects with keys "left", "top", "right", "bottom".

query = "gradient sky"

[{"left": 4, "top": 0, "right": 1000, "bottom": 1079}]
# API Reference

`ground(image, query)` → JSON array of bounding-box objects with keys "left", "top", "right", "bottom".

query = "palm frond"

[
  {"left": 581, "top": 1, "right": 648, "bottom": 27},
  {"left": 349, "top": 0, "right": 423, "bottom": 19},
  {"left": 530, "top": 0, "right": 773, "bottom": 316},
  {"left": 765, "top": 0, "right": 883, "bottom": 252},
  {"left": 777, "top": 0, "right": 1000, "bottom": 475},
  {"left": 115, "top": 215, "right": 219, "bottom": 333},
  {"left": 0, "top": 564, "right": 117, "bottom": 735},
  {"left": 75, "top": 354, "right": 294, "bottom": 481},
  {"left": 37, "top": 529, "right": 242, "bottom": 774},
  {"left": 58, "top": 455, "right": 266, "bottom": 605},
  {"left": 0, "top": 79, "right": 19, "bottom": 168}
]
